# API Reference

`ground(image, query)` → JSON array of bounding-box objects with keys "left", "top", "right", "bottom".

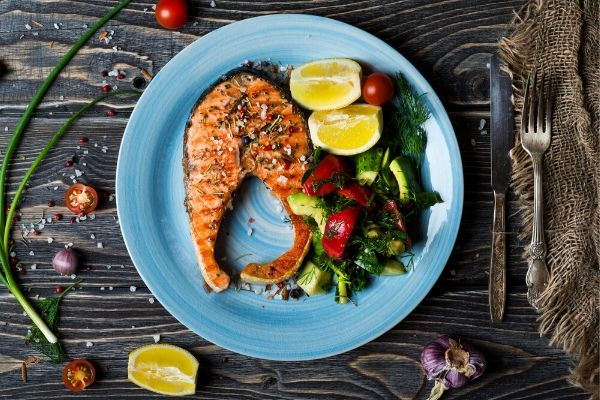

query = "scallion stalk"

[
  {"left": 0, "top": 0, "right": 131, "bottom": 232},
  {"left": 0, "top": 89, "right": 140, "bottom": 344}
]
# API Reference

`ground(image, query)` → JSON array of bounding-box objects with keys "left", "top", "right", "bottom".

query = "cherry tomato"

[
  {"left": 337, "top": 183, "right": 375, "bottom": 211},
  {"left": 362, "top": 72, "right": 394, "bottom": 106},
  {"left": 62, "top": 359, "right": 96, "bottom": 392},
  {"left": 322, "top": 206, "right": 362, "bottom": 260},
  {"left": 64, "top": 184, "right": 99, "bottom": 215},
  {"left": 303, "top": 154, "right": 350, "bottom": 196},
  {"left": 155, "top": 0, "right": 188, "bottom": 30}
]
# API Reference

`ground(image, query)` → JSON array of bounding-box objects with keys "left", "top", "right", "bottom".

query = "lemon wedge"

[
  {"left": 128, "top": 344, "right": 199, "bottom": 396},
  {"left": 290, "top": 58, "right": 362, "bottom": 110},
  {"left": 308, "top": 104, "right": 383, "bottom": 155}
]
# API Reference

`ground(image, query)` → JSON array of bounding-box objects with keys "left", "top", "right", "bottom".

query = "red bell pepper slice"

[
  {"left": 337, "top": 183, "right": 375, "bottom": 211},
  {"left": 322, "top": 206, "right": 362, "bottom": 260},
  {"left": 303, "top": 154, "right": 349, "bottom": 196}
]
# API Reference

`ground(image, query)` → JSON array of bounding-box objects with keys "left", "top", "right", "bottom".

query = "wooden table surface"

[{"left": 0, "top": 1, "right": 587, "bottom": 399}]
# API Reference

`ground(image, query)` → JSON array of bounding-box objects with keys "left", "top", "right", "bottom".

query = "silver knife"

[{"left": 489, "top": 54, "right": 513, "bottom": 322}]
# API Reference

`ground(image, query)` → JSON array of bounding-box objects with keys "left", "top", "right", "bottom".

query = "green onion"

[
  {"left": 0, "top": 0, "right": 132, "bottom": 231},
  {"left": 0, "top": 0, "right": 133, "bottom": 347},
  {"left": 0, "top": 89, "right": 140, "bottom": 345}
]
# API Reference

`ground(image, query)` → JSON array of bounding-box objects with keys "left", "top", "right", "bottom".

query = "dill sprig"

[
  {"left": 388, "top": 73, "right": 430, "bottom": 168},
  {"left": 26, "top": 280, "right": 82, "bottom": 363}
]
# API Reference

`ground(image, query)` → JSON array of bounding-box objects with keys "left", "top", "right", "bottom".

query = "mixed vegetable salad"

[{"left": 286, "top": 59, "right": 442, "bottom": 303}]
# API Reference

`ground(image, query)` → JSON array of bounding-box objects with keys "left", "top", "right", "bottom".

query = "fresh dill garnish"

[
  {"left": 387, "top": 73, "right": 430, "bottom": 168},
  {"left": 25, "top": 280, "right": 81, "bottom": 363}
]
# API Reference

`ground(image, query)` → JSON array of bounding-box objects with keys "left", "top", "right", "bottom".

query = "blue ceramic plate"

[{"left": 117, "top": 14, "right": 463, "bottom": 360}]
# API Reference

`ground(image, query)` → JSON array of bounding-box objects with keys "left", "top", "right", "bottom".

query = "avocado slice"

[
  {"left": 296, "top": 260, "right": 332, "bottom": 296},
  {"left": 287, "top": 192, "right": 327, "bottom": 232},
  {"left": 389, "top": 156, "right": 421, "bottom": 204}
]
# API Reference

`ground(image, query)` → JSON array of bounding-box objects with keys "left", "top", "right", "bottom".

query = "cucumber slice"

[
  {"left": 297, "top": 260, "right": 332, "bottom": 295},
  {"left": 287, "top": 192, "right": 327, "bottom": 232},
  {"left": 355, "top": 147, "right": 384, "bottom": 186}
]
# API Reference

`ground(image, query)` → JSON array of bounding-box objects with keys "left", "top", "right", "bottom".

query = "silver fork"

[{"left": 521, "top": 70, "right": 552, "bottom": 311}]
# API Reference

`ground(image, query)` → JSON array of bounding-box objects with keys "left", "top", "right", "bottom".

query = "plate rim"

[{"left": 116, "top": 13, "right": 464, "bottom": 360}]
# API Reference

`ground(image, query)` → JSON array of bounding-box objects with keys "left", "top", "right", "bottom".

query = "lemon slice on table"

[
  {"left": 128, "top": 344, "right": 199, "bottom": 396},
  {"left": 308, "top": 104, "right": 383, "bottom": 155},
  {"left": 290, "top": 58, "right": 362, "bottom": 110}
]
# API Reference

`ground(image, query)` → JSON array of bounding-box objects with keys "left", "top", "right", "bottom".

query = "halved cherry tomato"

[
  {"left": 337, "top": 183, "right": 375, "bottom": 211},
  {"left": 62, "top": 359, "right": 96, "bottom": 392},
  {"left": 64, "top": 184, "right": 99, "bottom": 215},
  {"left": 155, "top": 0, "right": 188, "bottom": 30},
  {"left": 303, "top": 154, "right": 350, "bottom": 196},
  {"left": 362, "top": 72, "right": 394, "bottom": 106},
  {"left": 322, "top": 206, "right": 362, "bottom": 260}
]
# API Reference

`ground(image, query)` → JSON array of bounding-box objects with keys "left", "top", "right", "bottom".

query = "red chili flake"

[
  {"left": 248, "top": 218, "right": 255, "bottom": 224},
  {"left": 53, "top": 213, "right": 62, "bottom": 221},
  {"left": 65, "top": 160, "right": 74, "bottom": 167},
  {"left": 70, "top": 216, "right": 77, "bottom": 224},
  {"left": 102, "top": 84, "right": 111, "bottom": 93},
  {"left": 106, "top": 109, "right": 116, "bottom": 117},
  {"left": 47, "top": 200, "right": 55, "bottom": 207},
  {"left": 251, "top": 92, "right": 258, "bottom": 98},
  {"left": 276, "top": 282, "right": 284, "bottom": 289},
  {"left": 281, "top": 287, "right": 290, "bottom": 301},
  {"left": 31, "top": 229, "right": 41, "bottom": 236},
  {"left": 288, "top": 126, "right": 296, "bottom": 133},
  {"left": 55, "top": 286, "right": 64, "bottom": 294},
  {"left": 79, "top": 136, "right": 88, "bottom": 143},
  {"left": 282, "top": 159, "right": 291, "bottom": 170},
  {"left": 4, "top": 207, "right": 10, "bottom": 213},
  {"left": 261, "top": 145, "right": 273, "bottom": 151},
  {"left": 101, "top": 70, "right": 108, "bottom": 77},
  {"left": 117, "top": 73, "right": 126, "bottom": 80},
  {"left": 266, "top": 114, "right": 274, "bottom": 121}
]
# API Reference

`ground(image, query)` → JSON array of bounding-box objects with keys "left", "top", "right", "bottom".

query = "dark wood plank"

[{"left": 0, "top": 290, "right": 587, "bottom": 399}]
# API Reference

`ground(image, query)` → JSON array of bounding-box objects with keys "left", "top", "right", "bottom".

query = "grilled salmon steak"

[{"left": 183, "top": 71, "right": 312, "bottom": 292}]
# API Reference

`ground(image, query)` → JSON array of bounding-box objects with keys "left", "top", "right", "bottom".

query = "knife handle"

[{"left": 489, "top": 191, "right": 506, "bottom": 322}]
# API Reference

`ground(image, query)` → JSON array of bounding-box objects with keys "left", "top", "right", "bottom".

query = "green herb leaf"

[
  {"left": 413, "top": 191, "right": 443, "bottom": 210},
  {"left": 25, "top": 280, "right": 81, "bottom": 363},
  {"left": 301, "top": 147, "right": 322, "bottom": 184}
]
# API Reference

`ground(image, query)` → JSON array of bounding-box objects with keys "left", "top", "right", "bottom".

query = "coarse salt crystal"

[
  {"left": 479, "top": 119, "right": 486, "bottom": 130},
  {"left": 4, "top": 127, "right": 8, "bottom": 132},
  {"left": 151, "top": 4, "right": 156, "bottom": 10},
  {"left": 86, "top": 341, "right": 93, "bottom": 347},
  {"left": 276, "top": 175, "right": 288, "bottom": 184},
  {"left": 67, "top": 242, "right": 73, "bottom": 248},
  {"left": 143, "top": 7, "right": 148, "bottom": 12},
  {"left": 25, "top": 24, "right": 32, "bottom": 30},
  {"left": 82, "top": 162, "right": 87, "bottom": 167},
  {"left": 247, "top": 228, "right": 253, "bottom": 236},
  {"left": 10, "top": 251, "right": 15, "bottom": 257},
  {"left": 29, "top": 250, "right": 34, "bottom": 256},
  {"left": 100, "top": 287, "right": 105, "bottom": 290},
  {"left": 97, "top": 242, "right": 103, "bottom": 248},
  {"left": 112, "top": 46, "right": 118, "bottom": 52},
  {"left": 106, "top": 265, "right": 111, "bottom": 270},
  {"left": 300, "top": 155, "right": 306, "bottom": 162},
  {"left": 149, "top": 297, "right": 155, "bottom": 304},
  {"left": 153, "top": 334, "right": 160, "bottom": 343},
  {"left": 47, "top": 237, "right": 53, "bottom": 243},
  {"left": 54, "top": 186, "right": 58, "bottom": 190},
  {"left": 90, "top": 234, "right": 95, "bottom": 239},
  {"left": 70, "top": 274, "right": 77, "bottom": 279},
  {"left": 210, "top": 0, "right": 216, "bottom": 7},
  {"left": 53, "top": 23, "right": 59, "bottom": 30},
  {"left": 83, "top": 150, "right": 89, "bottom": 155},
  {"left": 108, "top": 286, "right": 113, "bottom": 290},
  {"left": 89, "top": 213, "right": 95, "bottom": 220},
  {"left": 46, "top": 217, "right": 52, "bottom": 223},
  {"left": 75, "top": 169, "right": 83, "bottom": 177},
  {"left": 31, "top": 264, "right": 37, "bottom": 270},
  {"left": 130, "top": 286, "right": 137, "bottom": 292},
  {"left": 59, "top": 95, "right": 64, "bottom": 101},
  {"left": 80, "top": 215, "right": 87, "bottom": 220},
  {"left": 83, "top": 24, "right": 88, "bottom": 28}
]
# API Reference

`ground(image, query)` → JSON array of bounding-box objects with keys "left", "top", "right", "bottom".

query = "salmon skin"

[{"left": 183, "top": 69, "right": 312, "bottom": 292}]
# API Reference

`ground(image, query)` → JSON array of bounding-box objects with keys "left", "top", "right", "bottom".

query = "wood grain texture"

[{"left": 0, "top": 0, "right": 586, "bottom": 399}]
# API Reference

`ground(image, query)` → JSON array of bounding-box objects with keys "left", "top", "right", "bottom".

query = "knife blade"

[{"left": 489, "top": 53, "right": 513, "bottom": 322}]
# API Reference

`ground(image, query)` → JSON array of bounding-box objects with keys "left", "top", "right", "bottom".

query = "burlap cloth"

[{"left": 499, "top": 0, "right": 599, "bottom": 397}]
